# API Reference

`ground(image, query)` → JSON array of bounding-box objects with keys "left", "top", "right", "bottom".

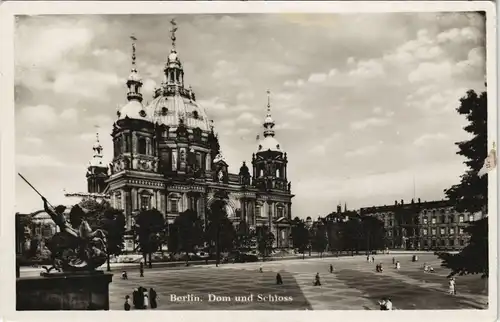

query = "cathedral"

[{"left": 85, "top": 21, "right": 294, "bottom": 250}]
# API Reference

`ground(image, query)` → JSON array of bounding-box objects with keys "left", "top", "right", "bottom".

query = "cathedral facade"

[{"left": 86, "top": 23, "right": 294, "bottom": 249}]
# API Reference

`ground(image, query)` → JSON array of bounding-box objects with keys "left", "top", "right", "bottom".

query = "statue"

[{"left": 41, "top": 197, "right": 107, "bottom": 272}]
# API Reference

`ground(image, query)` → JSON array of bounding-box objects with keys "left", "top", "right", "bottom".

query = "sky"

[{"left": 14, "top": 13, "right": 486, "bottom": 219}]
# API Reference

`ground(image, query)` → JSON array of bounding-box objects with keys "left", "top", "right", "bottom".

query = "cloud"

[
  {"left": 236, "top": 112, "right": 261, "bottom": 125},
  {"left": 287, "top": 107, "right": 314, "bottom": 119},
  {"left": 413, "top": 133, "right": 448, "bottom": 147},
  {"left": 310, "top": 145, "right": 326, "bottom": 156},
  {"left": 198, "top": 98, "right": 228, "bottom": 112},
  {"left": 344, "top": 145, "right": 379, "bottom": 158},
  {"left": 52, "top": 69, "right": 124, "bottom": 99},
  {"left": 436, "top": 27, "right": 483, "bottom": 44},
  {"left": 17, "top": 154, "right": 70, "bottom": 168},
  {"left": 348, "top": 59, "right": 385, "bottom": 79},
  {"left": 350, "top": 117, "right": 390, "bottom": 130},
  {"left": 17, "top": 105, "right": 58, "bottom": 130},
  {"left": 408, "top": 60, "right": 454, "bottom": 83}
]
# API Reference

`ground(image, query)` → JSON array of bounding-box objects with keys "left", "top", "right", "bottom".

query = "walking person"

[
  {"left": 140, "top": 262, "right": 144, "bottom": 277},
  {"left": 276, "top": 273, "right": 283, "bottom": 285},
  {"left": 449, "top": 277, "right": 456, "bottom": 295},
  {"left": 385, "top": 298, "right": 393, "bottom": 310},
  {"left": 378, "top": 298, "right": 387, "bottom": 310},
  {"left": 329, "top": 264, "right": 334, "bottom": 273},
  {"left": 395, "top": 261, "right": 401, "bottom": 270},
  {"left": 313, "top": 272, "right": 321, "bottom": 286},
  {"left": 122, "top": 271, "right": 128, "bottom": 280},
  {"left": 124, "top": 295, "right": 131, "bottom": 311},
  {"left": 150, "top": 288, "right": 158, "bottom": 309},
  {"left": 392, "top": 257, "right": 395, "bottom": 265},
  {"left": 143, "top": 287, "right": 149, "bottom": 309}
]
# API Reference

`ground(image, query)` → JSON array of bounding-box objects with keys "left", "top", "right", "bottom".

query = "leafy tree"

[
  {"left": 438, "top": 90, "right": 488, "bottom": 277},
  {"left": 311, "top": 221, "right": 328, "bottom": 257},
  {"left": 134, "top": 208, "right": 164, "bottom": 268},
  {"left": 78, "top": 198, "right": 109, "bottom": 230},
  {"left": 257, "top": 225, "right": 274, "bottom": 260},
  {"left": 174, "top": 209, "right": 203, "bottom": 263},
  {"left": 235, "top": 220, "right": 251, "bottom": 250},
  {"left": 101, "top": 208, "right": 126, "bottom": 271},
  {"left": 205, "top": 190, "right": 234, "bottom": 265},
  {"left": 291, "top": 217, "right": 309, "bottom": 259},
  {"left": 361, "top": 216, "right": 386, "bottom": 252}
]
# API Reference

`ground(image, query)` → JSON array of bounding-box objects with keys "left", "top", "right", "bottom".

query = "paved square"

[{"left": 108, "top": 253, "right": 488, "bottom": 310}]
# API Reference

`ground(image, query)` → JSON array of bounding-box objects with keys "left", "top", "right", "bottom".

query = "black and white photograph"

[{"left": 0, "top": 1, "right": 497, "bottom": 317}]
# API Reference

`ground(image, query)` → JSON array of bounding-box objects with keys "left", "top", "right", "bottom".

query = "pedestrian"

[
  {"left": 385, "top": 298, "right": 393, "bottom": 310},
  {"left": 449, "top": 277, "right": 456, "bottom": 295},
  {"left": 429, "top": 266, "right": 435, "bottom": 273},
  {"left": 375, "top": 264, "right": 380, "bottom": 272},
  {"left": 313, "top": 272, "right": 321, "bottom": 286},
  {"left": 329, "top": 264, "right": 334, "bottom": 273},
  {"left": 124, "top": 295, "right": 131, "bottom": 311},
  {"left": 371, "top": 256, "right": 375, "bottom": 263},
  {"left": 143, "top": 287, "right": 149, "bottom": 309},
  {"left": 396, "top": 261, "right": 401, "bottom": 270},
  {"left": 366, "top": 255, "right": 370, "bottom": 262},
  {"left": 379, "top": 263, "right": 383, "bottom": 272},
  {"left": 122, "top": 271, "right": 128, "bottom": 280},
  {"left": 378, "top": 298, "right": 387, "bottom": 310},
  {"left": 132, "top": 288, "right": 140, "bottom": 309},
  {"left": 150, "top": 288, "right": 158, "bottom": 309},
  {"left": 140, "top": 262, "right": 144, "bottom": 277},
  {"left": 276, "top": 273, "right": 283, "bottom": 285},
  {"left": 259, "top": 265, "right": 263, "bottom": 273},
  {"left": 392, "top": 257, "right": 395, "bottom": 265}
]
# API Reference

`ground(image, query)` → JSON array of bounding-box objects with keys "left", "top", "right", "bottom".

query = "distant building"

[{"left": 360, "top": 198, "right": 486, "bottom": 251}]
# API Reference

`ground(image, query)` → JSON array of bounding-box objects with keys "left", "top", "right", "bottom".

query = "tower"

[
  {"left": 86, "top": 133, "right": 109, "bottom": 193},
  {"left": 252, "top": 90, "right": 289, "bottom": 192}
]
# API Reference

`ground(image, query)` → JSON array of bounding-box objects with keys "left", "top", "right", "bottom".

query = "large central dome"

[{"left": 146, "top": 92, "right": 211, "bottom": 131}]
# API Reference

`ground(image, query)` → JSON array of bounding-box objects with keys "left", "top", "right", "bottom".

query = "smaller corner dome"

[
  {"left": 128, "top": 70, "right": 142, "bottom": 82},
  {"left": 258, "top": 136, "right": 282, "bottom": 152},
  {"left": 92, "top": 141, "right": 102, "bottom": 150},
  {"left": 118, "top": 100, "right": 148, "bottom": 121}
]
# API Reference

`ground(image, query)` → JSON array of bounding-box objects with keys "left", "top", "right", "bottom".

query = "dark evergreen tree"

[{"left": 438, "top": 90, "right": 489, "bottom": 277}]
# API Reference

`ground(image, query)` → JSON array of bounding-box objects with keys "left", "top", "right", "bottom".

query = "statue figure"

[
  {"left": 42, "top": 197, "right": 107, "bottom": 272},
  {"left": 288, "top": 182, "right": 291, "bottom": 191},
  {"left": 217, "top": 169, "right": 224, "bottom": 182}
]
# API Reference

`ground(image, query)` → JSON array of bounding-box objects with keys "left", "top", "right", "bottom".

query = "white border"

[{"left": 0, "top": 2, "right": 497, "bottom": 322}]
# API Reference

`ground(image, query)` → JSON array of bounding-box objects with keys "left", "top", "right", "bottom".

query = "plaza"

[{"left": 102, "top": 253, "right": 487, "bottom": 310}]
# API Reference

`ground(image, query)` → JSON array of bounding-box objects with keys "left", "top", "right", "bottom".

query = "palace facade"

[{"left": 359, "top": 198, "right": 486, "bottom": 251}]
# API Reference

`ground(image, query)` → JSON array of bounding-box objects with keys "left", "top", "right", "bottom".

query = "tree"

[
  {"left": 291, "top": 217, "right": 309, "bottom": 259},
  {"left": 257, "top": 225, "right": 274, "bottom": 261},
  {"left": 15, "top": 214, "right": 32, "bottom": 256},
  {"left": 311, "top": 221, "right": 328, "bottom": 257},
  {"left": 205, "top": 190, "right": 233, "bottom": 266},
  {"left": 235, "top": 220, "right": 251, "bottom": 250},
  {"left": 101, "top": 208, "right": 126, "bottom": 271},
  {"left": 174, "top": 209, "right": 203, "bottom": 263},
  {"left": 437, "top": 217, "right": 488, "bottom": 278},
  {"left": 78, "top": 198, "right": 109, "bottom": 230},
  {"left": 361, "top": 216, "right": 386, "bottom": 253},
  {"left": 134, "top": 208, "right": 164, "bottom": 268},
  {"left": 438, "top": 90, "right": 488, "bottom": 277}
]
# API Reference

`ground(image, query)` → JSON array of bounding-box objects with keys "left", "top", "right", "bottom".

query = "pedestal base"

[{"left": 17, "top": 271, "right": 113, "bottom": 310}]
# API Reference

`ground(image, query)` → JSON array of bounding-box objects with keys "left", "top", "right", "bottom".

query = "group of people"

[
  {"left": 124, "top": 287, "right": 158, "bottom": 310},
  {"left": 375, "top": 263, "right": 384, "bottom": 272},
  {"left": 423, "top": 263, "right": 435, "bottom": 273},
  {"left": 367, "top": 256, "right": 375, "bottom": 263},
  {"left": 378, "top": 298, "right": 393, "bottom": 310}
]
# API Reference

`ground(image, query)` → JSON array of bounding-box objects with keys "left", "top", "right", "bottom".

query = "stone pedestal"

[{"left": 17, "top": 271, "right": 113, "bottom": 310}]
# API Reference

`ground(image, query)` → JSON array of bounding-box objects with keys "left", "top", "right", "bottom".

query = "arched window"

[{"left": 138, "top": 137, "right": 147, "bottom": 155}]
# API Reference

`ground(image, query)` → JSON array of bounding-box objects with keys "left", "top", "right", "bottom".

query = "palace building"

[
  {"left": 359, "top": 198, "right": 485, "bottom": 251},
  {"left": 85, "top": 21, "right": 294, "bottom": 249}
]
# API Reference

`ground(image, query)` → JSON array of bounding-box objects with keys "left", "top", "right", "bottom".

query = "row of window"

[
  {"left": 387, "top": 227, "right": 465, "bottom": 237},
  {"left": 114, "top": 135, "right": 154, "bottom": 156},
  {"left": 422, "top": 239, "right": 466, "bottom": 247},
  {"left": 422, "top": 214, "right": 473, "bottom": 225}
]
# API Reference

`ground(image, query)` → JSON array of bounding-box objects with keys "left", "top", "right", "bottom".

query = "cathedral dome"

[
  {"left": 118, "top": 100, "right": 147, "bottom": 121},
  {"left": 258, "top": 136, "right": 282, "bottom": 152},
  {"left": 146, "top": 94, "right": 211, "bottom": 131}
]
